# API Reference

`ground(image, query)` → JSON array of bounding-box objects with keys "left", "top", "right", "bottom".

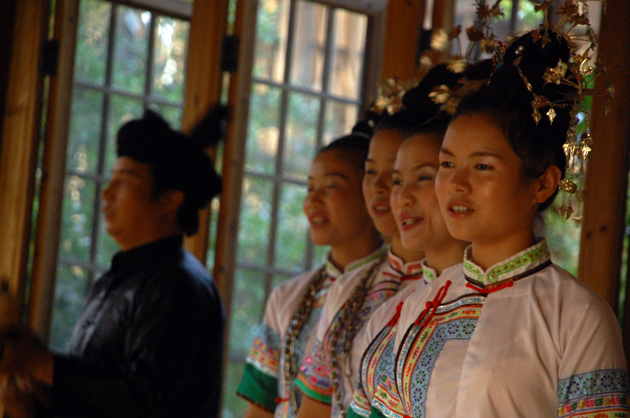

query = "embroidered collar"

[
  {"left": 421, "top": 260, "right": 462, "bottom": 283},
  {"left": 463, "top": 239, "right": 551, "bottom": 286},
  {"left": 387, "top": 249, "right": 424, "bottom": 278},
  {"left": 325, "top": 242, "right": 388, "bottom": 279}
]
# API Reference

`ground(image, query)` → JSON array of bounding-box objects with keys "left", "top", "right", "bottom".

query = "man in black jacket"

[{"left": 0, "top": 107, "right": 228, "bottom": 418}]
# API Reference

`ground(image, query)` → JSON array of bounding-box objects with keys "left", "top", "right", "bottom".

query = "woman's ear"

[{"left": 535, "top": 165, "right": 562, "bottom": 204}]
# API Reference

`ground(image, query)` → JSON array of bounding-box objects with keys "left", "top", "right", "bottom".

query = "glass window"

[
  {"left": 50, "top": 0, "right": 190, "bottom": 352},
  {"left": 221, "top": 1, "right": 370, "bottom": 415}
]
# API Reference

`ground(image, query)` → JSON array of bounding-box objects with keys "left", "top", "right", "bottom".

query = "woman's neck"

[
  {"left": 390, "top": 236, "right": 424, "bottom": 264},
  {"left": 329, "top": 236, "right": 383, "bottom": 271},
  {"left": 424, "top": 239, "right": 468, "bottom": 277}
]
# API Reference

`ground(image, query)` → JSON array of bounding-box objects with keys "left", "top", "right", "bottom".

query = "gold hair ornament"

[
  {"left": 370, "top": 78, "right": 420, "bottom": 116},
  {"left": 494, "top": 0, "right": 611, "bottom": 222},
  {"left": 427, "top": 0, "right": 505, "bottom": 115}
]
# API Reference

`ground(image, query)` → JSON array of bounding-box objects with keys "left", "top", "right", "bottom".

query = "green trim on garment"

[
  {"left": 294, "top": 377, "right": 332, "bottom": 405},
  {"left": 236, "top": 363, "right": 279, "bottom": 412}
]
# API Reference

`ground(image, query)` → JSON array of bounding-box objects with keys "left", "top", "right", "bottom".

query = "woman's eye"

[
  {"left": 365, "top": 169, "right": 375, "bottom": 175},
  {"left": 418, "top": 175, "right": 434, "bottom": 181},
  {"left": 392, "top": 178, "right": 402, "bottom": 186},
  {"left": 475, "top": 163, "right": 491, "bottom": 170},
  {"left": 440, "top": 161, "right": 454, "bottom": 168}
]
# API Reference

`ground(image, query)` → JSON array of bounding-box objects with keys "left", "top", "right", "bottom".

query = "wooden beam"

[
  {"left": 181, "top": 0, "right": 229, "bottom": 265},
  {"left": 432, "top": 0, "right": 455, "bottom": 31},
  {"left": 28, "top": 0, "right": 80, "bottom": 342},
  {"left": 578, "top": 1, "right": 630, "bottom": 336},
  {"left": 381, "top": 0, "right": 426, "bottom": 81},
  {"left": 211, "top": 0, "right": 257, "bottom": 304},
  {"left": 0, "top": 0, "right": 49, "bottom": 320}
]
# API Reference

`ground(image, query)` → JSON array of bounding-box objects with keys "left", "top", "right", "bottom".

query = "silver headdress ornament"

[{"left": 493, "top": 0, "right": 610, "bottom": 222}]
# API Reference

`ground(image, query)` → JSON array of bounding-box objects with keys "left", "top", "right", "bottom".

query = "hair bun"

[
  {"left": 492, "top": 29, "right": 577, "bottom": 109},
  {"left": 351, "top": 109, "right": 382, "bottom": 139},
  {"left": 189, "top": 104, "right": 230, "bottom": 150}
]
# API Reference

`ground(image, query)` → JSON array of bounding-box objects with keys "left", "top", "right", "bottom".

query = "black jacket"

[{"left": 52, "top": 235, "right": 225, "bottom": 418}]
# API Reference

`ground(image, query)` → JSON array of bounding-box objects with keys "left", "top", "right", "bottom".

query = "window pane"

[
  {"left": 289, "top": 1, "right": 327, "bottom": 92},
  {"left": 314, "top": 243, "right": 329, "bottom": 265},
  {"left": 50, "top": 264, "right": 91, "bottom": 352},
  {"left": 545, "top": 201, "right": 581, "bottom": 277},
  {"left": 59, "top": 176, "right": 97, "bottom": 263},
  {"left": 224, "top": 266, "right": 268, "bottom": 418},
  {"left": 253, "top": 0, "right": 291, "bottom": 83},
  {"left": 323, "top": 100, "right": 359, "bottom": 145},
  {"left": 105, "top": 95, "right": 144, "bottom": 174},
  {"left": 508, "top": 0, "right": 543, "bottom": 33},
  {"left": 452, "top": 0, "right": 509, "bottom": 60},
  {"left": 152, "top": 16, "right": 189, "bottom": 102},
  {"left": 275, "top": 182, "right": 309, "bottom": 271},
  {"left": 228, "top": 267, "right": 267, "bottom": 358},
  {"left": 271, "top": 271, "right": 296, "bottom": 292},
  {"left": 95, "top": 210, "right": 120, "bottom": 266},
  {"left": 245, "top": 83, "right": 282, "bottom": 175},
  {"left": 237, "top": 175, "right": 274, "bottom": 266},
  {"left": 283, "top": 92, "right": 320, "bottom": 181},
  {"left": 74, "top": 0, "right": 111, "bottom": 85},
  {"left": 328, "top": 9, "right": 367, "bottom": 99},
  {"left": 149, "top": 104, "right": 184, "bottom": 129},
  {"left": 112, "top": 6, "right": 150, "bottom": 95},
  {"left": 206, "top": 199, "right": 221, "bottom": 268},
  {"left": 223, "top": 361, "right": 249, "bottom": 418},
  {"left": 66, "top": 87, "right": 104, "bottom": 175}
]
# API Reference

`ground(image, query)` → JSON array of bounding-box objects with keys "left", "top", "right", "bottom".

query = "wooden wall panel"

[
  {"left": 578, "top": 0, "right": 630, "bottom": 341},
  {"left": 28, "top": 0, "right": 81, "bottom": 341},
  {"left": 381, "top": 0, "right": 426, "bottom": 81},
  {"left": 211, "top": 0, "right": 258, "bottom": 306},
  {"left": 0, "top": 0, "right": 17, "bottom": 136},
  {"left": 0, "top": 0, "right": 49, "bottom": 317}
]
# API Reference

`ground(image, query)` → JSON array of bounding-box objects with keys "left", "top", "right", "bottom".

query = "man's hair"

[{"left": 116, "top": 105, "right": 228, "bottom": 235}]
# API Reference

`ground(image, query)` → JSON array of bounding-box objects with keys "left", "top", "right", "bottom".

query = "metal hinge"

[
  {"left": 221, "top": 34, "right": 239, "bottom": 73},
  {"left": 41, "top": 39, "right": 59, "bottom": 77}
]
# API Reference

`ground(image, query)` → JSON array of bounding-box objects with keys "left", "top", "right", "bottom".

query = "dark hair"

[
  {"left": 408, "top": 111, "right": 452, "bottom": 139},
  {"left": 116, "top": 104, "right": 229, "bottom": 235},
  {"left": 317, "top": 133, "right": 370, "bottom": 171},
  {"left": 452, "top": 29, "right": 577, "bottom": 212}
]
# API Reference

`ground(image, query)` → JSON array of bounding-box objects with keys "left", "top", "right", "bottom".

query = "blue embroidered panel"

[
  {"left": 558, "top": 369, "right": 630, "bottom": 403},
  {"left": 371, "top": 338, "right": 401, "bottom": 416},
  {"left": 557, "top": 369, "right": 630, "bottom": 417}
]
